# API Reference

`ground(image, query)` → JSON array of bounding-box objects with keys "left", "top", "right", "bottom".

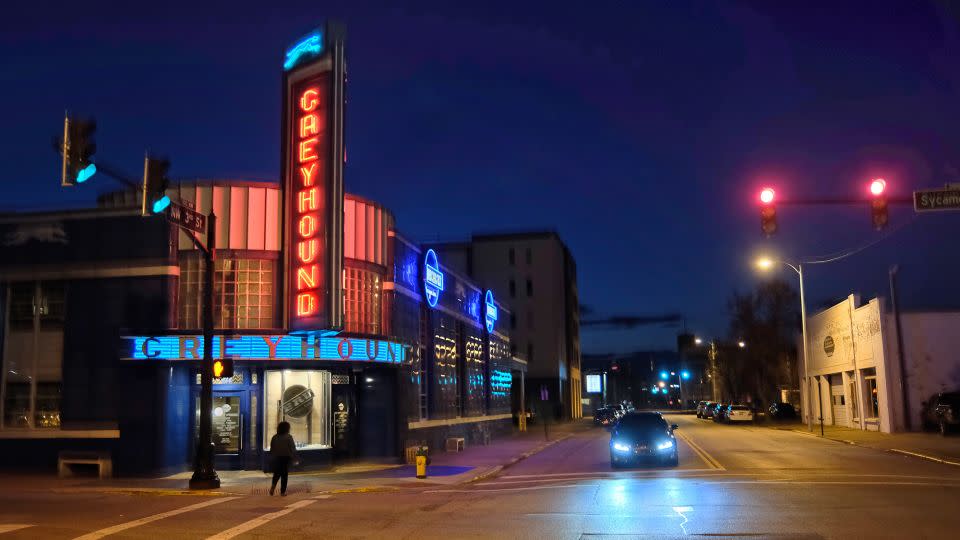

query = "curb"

[
  {"left": 887, "top": 449, "right": 960, "bottom": 467},
  {"left": 463, "top": 433, "right": 573, "bottom": 484},
  {"left": 783, "top": 427, "right": 960, "bottom": 468}
]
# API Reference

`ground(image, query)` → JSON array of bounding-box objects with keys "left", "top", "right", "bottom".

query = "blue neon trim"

[
  {"left": 76, "top": 163, "right": 96, "bottom": 183},
  {"left": 152, "top": 195, "right": 171, "bottom": 214},
  {"left": 284, "top": 32, "right": 323, "bottom": 71}
]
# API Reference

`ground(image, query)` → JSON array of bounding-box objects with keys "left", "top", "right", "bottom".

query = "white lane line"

[
  {"left": 0, "top": 525, "right": 34, "bottom": 534},
  {"left": 675, "top": 431, "right": 725, "bottom": 470},
  {"left": 206, "top": 499, "right": 315, "bottom": 540},
  {"left": 311, "top": 494, "right": 332, "bottom": 499},
  {"left": 424, "top": 484, "right": 588, "bottom": 494},
  {"left": 714, "top": 480, "right": 960, "bottom": 487},
  {"left": 73, "top": 497, "right": 241, "bottom": 540},
  {"left": 889, "top": 449, "right": 960, "bottom": 467},
  {"left": 500, "top": 468, "right": 718, "bottom": 480}
]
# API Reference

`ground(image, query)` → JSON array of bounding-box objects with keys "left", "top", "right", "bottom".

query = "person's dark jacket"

[{"left": 269, "top": 433, "right": 299, "bottom": 460}]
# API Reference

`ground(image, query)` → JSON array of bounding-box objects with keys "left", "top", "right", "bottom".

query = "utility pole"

[
  {"left": 190, "top": 213, "right": 219, "bottom": 489},
  {"left": 889, "top": 265, "right": 910, "bottom": 431}
]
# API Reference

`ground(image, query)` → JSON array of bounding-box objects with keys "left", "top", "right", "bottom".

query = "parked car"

[
  {"left": 594, "top": 407, "right": 617, "bottom": 427},
  {"left": 712, "top": 403, "right": 727, "bottom": 422},
  {"left": 609, "top": 412, "right": 679, "bottom": 468},
  {"left": 696, "top": 401, "right": 711, "bottom": 418},
  {"left": 768, "top": 402, "right": 798, "bottom": 421},
  {"left": 703, "top": 402, "right": 720, "bottom": 419},
  {"left": 725, "top": 404, "right": 754, "bottom": 423},
  {"left": 920, "top": 392, "right": 960, "bottom": 436}
]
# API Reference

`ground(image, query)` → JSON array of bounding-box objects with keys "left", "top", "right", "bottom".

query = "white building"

[{"left": 800, "top": 294, "right": 960, "bottom": 433}]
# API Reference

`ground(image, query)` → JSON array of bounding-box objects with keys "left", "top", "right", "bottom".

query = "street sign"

[
  {"left": 167, "top": 201, "right": 206, "bottom": 234},
  {"left": 914, "top": 187, "right": 960, "bottom": 213}
]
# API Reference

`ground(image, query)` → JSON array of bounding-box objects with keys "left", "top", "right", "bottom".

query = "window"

[
  {"left": 3, "top": 281, "right": 64, "bottom": 429},
  {"left": 509, "top": 279, "right": 516, "bottom": 298},
  {"left": 526, "top": 278, "right": 533, "bottom": 297},
  {"left": 865, "top": 371, "right": 879, "bottom": 417},
  {"left": 343, "top": 266, "right": 382, "bottom": 334},
  {"left": 525, "top": 248, "right": 532, "bottom": 265},
  {"left": 264, "top": 370, "right": 332, "bottom": 450},
  {"left": 178, "top": 256, "right": 276, "bottom": 329},
  {"left": 508, "top": 248, "right": 515, "bottom": 266}
]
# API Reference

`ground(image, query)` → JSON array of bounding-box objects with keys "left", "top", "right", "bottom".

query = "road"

[{"left": 4, "top": 414, "right": 960, "bottom": 538}]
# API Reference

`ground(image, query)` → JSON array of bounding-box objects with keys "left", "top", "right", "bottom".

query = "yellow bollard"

[{"left": 415, "top": 454, "right": 427, "bottom": 479}]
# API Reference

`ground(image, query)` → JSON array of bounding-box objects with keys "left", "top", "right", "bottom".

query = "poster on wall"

[{"left": 282, "top": 22, "right": 346, "bottom": 333}]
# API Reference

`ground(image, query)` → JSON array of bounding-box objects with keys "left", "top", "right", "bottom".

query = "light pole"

[{"left": 756, "top": 257, "right": 813, "bottom": 432}]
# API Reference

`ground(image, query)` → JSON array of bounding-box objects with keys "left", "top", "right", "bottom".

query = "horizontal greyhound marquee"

[{"left": 121, "top": 334, "right": 406, "bottom": 363}]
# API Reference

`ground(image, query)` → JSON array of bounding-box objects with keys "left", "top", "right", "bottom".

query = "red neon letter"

[
  {"left": 297, "top": 239, "right": 319, "bottom": 264},
  {"left": 300, "top": 88, "right": 320, "bottom": 112},
  {"left": 298, "top": 214, "right": 317, "bottom": 238},
  {"left": 300, "top": 113, "right": 320, "bottom": 138},
  {"left": 297, "top": 265, "right": 318, "bottom": 289},
  {"left": 299, "top": 163, "right": 318, "bottom": 187},
  {"left": 298, "top": 187, "right": 318, "bottom": 213},
  {"left": 296, "top": 292, "right": 318, "bottom": 316},
  {"left": 299, "top": 137, "right": 319, "bottom": 162}
]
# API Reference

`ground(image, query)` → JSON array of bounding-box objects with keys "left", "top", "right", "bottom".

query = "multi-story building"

[{"left": 431, "top": 231, "right": 582, "bottom": 420}]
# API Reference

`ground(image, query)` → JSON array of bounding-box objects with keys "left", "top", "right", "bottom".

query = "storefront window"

[
  {"left": 264, "top": 370, "right": 331, "bottom": 450},
  {"left": 462, "top": 328, "right": 485, "bottom": 416},
  {"left": 431, "top": 313, "right": 460, "bottom": 419},
  {"left": 488, "top": 334, "right": 512, "bottom": 414},
  {"left": 865, "top": 370, "right": 879, "bottom": 418},
  {"left": 2, "top": 282, "right": 63, "bottom": 429},
  {"left": 343, "top": 266, "right": 382, "bottom": 334},
  {"left": 179, "top": 255, "right": 276, "bottom": 330}
]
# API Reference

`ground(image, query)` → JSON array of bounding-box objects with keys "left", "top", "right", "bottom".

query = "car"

[
  {"left": 609, "top": 412, "right": 679, "bottom": 468},
  {"left": 725, "top": 404, "right": 754, "bottom": 423},
  {"left": 712, "top": 403, "right": 727, "bottom": 422},
  {"left": 920, "top": 392, "right": 960, "bottom": 436},
  {"left": 768, "top": 402, "right": 797, "bottom": 421},
  {"left": 702, "top": 402, "right": 720, "bottom": 419},
  {"left": 696, "top": 401, "right": 710, "bottom": 418},
  {"left": 594, "top": 407, "right": 617, "bottom": 427}
]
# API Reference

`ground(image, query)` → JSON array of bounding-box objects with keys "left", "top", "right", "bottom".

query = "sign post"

[{"left": 190, "top": 212, "right": 219, "bottom": 489}]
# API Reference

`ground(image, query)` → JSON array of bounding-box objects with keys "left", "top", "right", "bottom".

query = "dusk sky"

[{"left": 3, "top": 0, "right": 960, "bottom": 353}]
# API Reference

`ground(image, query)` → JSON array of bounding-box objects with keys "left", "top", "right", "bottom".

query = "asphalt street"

[{"left": 4, "top": 414, "right": 960, "bottom": 539}]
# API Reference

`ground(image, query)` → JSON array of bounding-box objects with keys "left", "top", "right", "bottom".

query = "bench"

[
  {"left": 58, "top": 451, "right": 112, "bottom": 479},
  {"left": 445, "top": 437, "right": 465, "bottom": 453}
]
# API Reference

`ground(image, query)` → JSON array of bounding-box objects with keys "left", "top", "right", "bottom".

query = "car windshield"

[{"left": 616, "top": 414, "right": 667, "bottom": 431}]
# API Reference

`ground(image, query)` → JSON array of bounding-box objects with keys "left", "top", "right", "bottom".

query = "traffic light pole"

[{"left": 189, "top": 212, "right": 219, "bottom": 490}]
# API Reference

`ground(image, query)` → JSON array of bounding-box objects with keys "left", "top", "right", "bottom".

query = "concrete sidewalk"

[
  {"left": 0, "top": 420, "right": 589, "bottom": 496},
  {"left": 767, "top": 421, "right": 960, "bottom": 466}
]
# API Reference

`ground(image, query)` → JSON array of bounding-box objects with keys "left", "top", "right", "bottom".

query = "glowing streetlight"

[
  {"left": 659, "top": 381, "right": 666, "bottom": 388},
  {"left": 694, "top": 337, "right": 702, "bottom": 345},
  {"left": 756, "top": 257, "right": 774, "bottom": 270},
  {"left": 681, "top": 370, "right": 691, "bottom": 380},
  {"left": 738, "top": 341, "right": 746, "bottom": 348}
]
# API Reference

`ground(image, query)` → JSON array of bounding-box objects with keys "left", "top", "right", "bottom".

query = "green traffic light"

[
  {"left": 76, "top": 163, "right": 96, "bottom": 183},
  {"left": 152, "top": 195, "right": 171, "bottom": 214}
]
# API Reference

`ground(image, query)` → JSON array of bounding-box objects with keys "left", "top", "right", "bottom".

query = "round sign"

[
  {"left": 484, "top": 290, "right": 498, "bottom": 333},
  {"left": 282, "top": 384, "right": 315, "bottom": 418},
  {"left": 423, "top": 249, "right": 444, "bottom": 308},
  {"left": 823, "top": 336, "right": 835, "bottom": 357}
]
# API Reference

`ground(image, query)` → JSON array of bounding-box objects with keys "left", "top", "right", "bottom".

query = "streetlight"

[
  {"left": 694, "top": 337, "right": 703, "bottom": 345},
  {"left": 737, "top": 341, "right": 746, "bottom": 348},
  {"left": 756, "top": 256, "right": 813, "bottom": 432}
]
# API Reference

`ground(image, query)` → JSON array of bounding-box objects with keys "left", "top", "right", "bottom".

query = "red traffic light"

[
  {"left": 759, "top": 187, "right": 775, "bottom": 205},
  {"left": 870, "top": 178, "right": 886, "bottom": 197}
]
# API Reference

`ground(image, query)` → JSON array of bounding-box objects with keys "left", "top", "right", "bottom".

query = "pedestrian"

[{"left": 269, "top": 421, "right": 298, "bottom": 496}]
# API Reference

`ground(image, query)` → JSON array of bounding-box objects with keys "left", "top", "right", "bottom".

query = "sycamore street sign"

[{"left": 914, "top": 187, "right": 960, "bottom": 213}]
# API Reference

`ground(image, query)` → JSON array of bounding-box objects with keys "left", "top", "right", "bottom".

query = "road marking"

[
  {"left": 0, "top": 525, "right": 34, "bottom": 534},
  {"left": 311, "top": 494, "right": 332, "bottom": 499},
  {"left": 206, "top": 499, "right": 316, "bottom": 540},
  {"left": 675, "top": 431, "right": 725, "bottom": 470},
  {"left": 424, "top": 484, "right": 588, "bottom": 494},
  {"left": 889, "top": 449, "right": 960, "bottom": 467},
  {"left": 500, "top": 468, "right": 717, "bottom": 480},
  {"left": 73, "top": 496, "right": 241, "bottom": 540}
]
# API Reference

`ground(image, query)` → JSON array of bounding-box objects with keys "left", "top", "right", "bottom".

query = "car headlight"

[
  {"left": 657, "top": 440, "right": 674, "bottom": 451},
  {"left": 612, "top": 441, "right": 631, "bottom": 452}
]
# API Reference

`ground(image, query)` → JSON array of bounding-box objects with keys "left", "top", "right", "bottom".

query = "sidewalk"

[
  {"left": 767, "top": 421, "right": 960, "bottom": 466},
  {"left": 0, "top": 420, "right": 589, "bottom": 496}
]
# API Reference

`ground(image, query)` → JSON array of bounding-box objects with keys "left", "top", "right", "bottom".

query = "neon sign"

[
  {"left": 423, "top": 249, "right": 444, "bottom": 308},
  {"left": 122, "top": 334, "right": 406, "bottom": 363},
  {"left": 284, "top": 32, "right": 323, "bottom": 71},
  {"left": 484, "top": 290, "right": 498, "bottom": 332}
]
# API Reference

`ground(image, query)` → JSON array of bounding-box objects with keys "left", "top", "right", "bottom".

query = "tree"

[{"left": 720, "top": 279, "right": 799, "bottom": 407}]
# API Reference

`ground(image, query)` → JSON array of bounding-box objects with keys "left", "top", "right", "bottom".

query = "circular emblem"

[
  {"left": 281, "top": 384, "right": 315, "bottom": 418},
  {"left": 823, "top": 336, "right": 835, "bottom": 357},
  {"left": 423, "top": 249, "right": 444, "bottom": 308},
  {"left": 484, "top": 290, "right": 498, "bottom": 333}
]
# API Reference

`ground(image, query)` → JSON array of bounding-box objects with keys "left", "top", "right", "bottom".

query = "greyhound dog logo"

[{"left": 3, "top": 222, "right": 68, "bottom": 246}]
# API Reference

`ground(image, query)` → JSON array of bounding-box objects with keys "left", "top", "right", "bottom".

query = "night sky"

[{"left": 3, "top": 1, "right": 960, "bottom": 353}]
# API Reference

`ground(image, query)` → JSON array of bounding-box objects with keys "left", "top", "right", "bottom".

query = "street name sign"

[
  {"left": 914, "top": 187, "right": 960, "bottom": 213},
  {"left": 167, "top": 202, "right": 206, "bottom": 234}
]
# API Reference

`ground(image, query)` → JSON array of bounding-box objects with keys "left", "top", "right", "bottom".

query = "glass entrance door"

[{"left": 195, "top": 390, "right": 248, "bottom": 470}]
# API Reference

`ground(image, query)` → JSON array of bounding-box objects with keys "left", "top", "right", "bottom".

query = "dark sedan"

[
  {"left": 594, "top": 407, "right": 617, "bottom": 427},
  {"left": 609, "top": 412, "right": 679, "bottom": 468}
]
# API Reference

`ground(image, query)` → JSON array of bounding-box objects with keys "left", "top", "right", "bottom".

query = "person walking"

[{"left": 269, "top": 421, "right": 298, "bottom": 496}]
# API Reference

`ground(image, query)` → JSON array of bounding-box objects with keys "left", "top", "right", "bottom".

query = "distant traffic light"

[
  {"left": 869, "top": 178, "right": 888, "bottom": 230},
  {"left": 212, "top": 358, "right": 234, "bottom": 379},
  {"left": 142, "top": 156, "right": 171, "bottom": 216},
  {"left": 59, "top": 116, "right": 97, "bottom": 187},
  {"left": 759, "top": 187, "right": 777, "bottom": 237}
]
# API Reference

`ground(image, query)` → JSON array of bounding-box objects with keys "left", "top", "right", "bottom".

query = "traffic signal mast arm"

[{"left": 774, "top": 196, "right": 911, "bottom": 205}]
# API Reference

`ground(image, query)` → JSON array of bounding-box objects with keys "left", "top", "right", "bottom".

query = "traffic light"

[
  {"left": 142, "top": 156, "right": 171, "bottom": 216},
  {"left": 59, "top": 116, "right": 97, "bottom": 187},
  {"left": 212, "top": 358, "right": 234, "bottom": 379},
  {"left": 759, "top": 187, "right": 777, "bottom": 237},
  {"left": 870, "top": 178, "right": 888, "bottom": 230}
]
